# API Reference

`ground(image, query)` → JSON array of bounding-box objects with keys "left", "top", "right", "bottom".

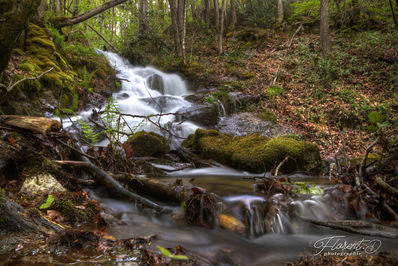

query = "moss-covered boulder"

[
  {"left": 183, "top": 129, "right": 322, "bottom": 173},
  {"left": 127, "top": 131, "right": 169, "bottom": 157}
]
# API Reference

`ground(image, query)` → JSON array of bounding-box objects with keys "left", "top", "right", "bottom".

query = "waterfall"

[{"left": 92, "top": 51, "right": 200, "bottom": 148}]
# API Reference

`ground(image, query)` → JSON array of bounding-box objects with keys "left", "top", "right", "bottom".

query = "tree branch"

[
  {"left": 2, "top": 67, "right": 53, "bottom": 93},
  {"left": 53, "top": 0, "right": 127, "bottom": 28}
]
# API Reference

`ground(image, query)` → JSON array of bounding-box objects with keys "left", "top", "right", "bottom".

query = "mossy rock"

[
  {"left": 184, "top": 129, "right": 322, "bottom": 173},
  {"left": 52, "top": 199, "right": 88, "bottom": 223},
  {"left": 127, "top": 131, "right": 169, "bottom": 157}
]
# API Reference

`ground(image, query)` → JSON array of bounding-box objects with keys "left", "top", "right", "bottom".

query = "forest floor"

[{"left": 172, "top": 25, "right": 398, "bottom": 160}]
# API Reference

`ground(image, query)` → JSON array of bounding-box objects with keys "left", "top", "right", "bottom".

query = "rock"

[
  {"left": 183, "top": 129, "right": 322, "bottom": 174},
  {"left": 216, "top": 112, "right": 290, "bottom": 137},
  {"left": 20, "top": 173, "right": 66, "bottom": 194},
  {"left": 176, "top": 104, "right": 219, "bottom": 127},
  {"left": 147, "top": 74, "right": 164, "bottom": 94},
  {"left": 218, "top": 214, "right": 245, "bottom": 234},
  {"left": 127, "top": 131, "right": 169, "bottom": 157}
]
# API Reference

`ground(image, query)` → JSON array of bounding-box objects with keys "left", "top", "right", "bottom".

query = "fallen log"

[
  {"left": 70, "top": 143, "right": 171, "bottom": 213},
  {"left": 113, "top": 173, "right": 246, "bottom": 234},
  {"left": 0, "top": 115, "right": 61, "bottom": 135}
]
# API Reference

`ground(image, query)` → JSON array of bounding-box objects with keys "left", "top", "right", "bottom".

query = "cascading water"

[{"left": 97, "top": 50, "right": 200, "bottom": 148}]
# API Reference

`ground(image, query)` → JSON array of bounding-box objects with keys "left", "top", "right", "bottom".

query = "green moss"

[
  {"left": 186, "top": 129, "right": 322, "bottom": 173},
  {"left": 27, "top": 37, "right": 56, "bottom": 50},
  {"left": 127, "top": 131, "right": 170, "bottom": 157},
  {"left": 12, "top": 48, "right": 24, "bottom": 56},
  {"left": 18, "top": 62, "right": 36, "bottom": 72},
  {"left": 257, "top": 109, "right": 277, "bottom": 123},
  {"left": 349, "top": 153, "right": 380, "bottom": 167},
  {"left": 53, "top": 199, "right": 88, "bottom": 222}
]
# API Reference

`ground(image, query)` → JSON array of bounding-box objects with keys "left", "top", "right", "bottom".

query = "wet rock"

[
  {"left": 183, "top": 129, "right": 322, "bottom": 173},
  {"left": 20, "top": 173, "right": 66, "bottom": 194},
  {"left": 127, "top": 131, "right": 169, "bottom": 157},
  {"left": 176, "top": 104, "right": 219, "bottom": 127},
  {"left": 147, "top": 74, "right": 165, "bottom": 94},
  {"left": 216, "top": 112, "right": 291, "bottom": 137}
]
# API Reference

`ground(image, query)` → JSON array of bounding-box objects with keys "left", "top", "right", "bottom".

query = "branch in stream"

[
  {"left": 375, "top": 176, "right": 398, "bottom": 198},
  {"left": 70, "top": 143, "right": 171, "bottom": 213},
  {"left": 298, "top": 216, "right": 398, "bottom": 239}
]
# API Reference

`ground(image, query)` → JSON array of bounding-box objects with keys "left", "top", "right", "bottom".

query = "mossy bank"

[{"left": 183, "top": 129, "right": 322, "bottom": 174}]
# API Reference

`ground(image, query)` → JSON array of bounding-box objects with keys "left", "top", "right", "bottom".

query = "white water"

[
  {"left": 98, "top": 51, "right": 200, "bottom": 147},
  {"left": 60, "top": 51, "right": 200, "bottom": 148}
]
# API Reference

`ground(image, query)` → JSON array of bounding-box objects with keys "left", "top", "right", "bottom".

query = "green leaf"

[
  {"left": 40, "top": 194, "right": 55, "bottom": 209},
  {"left": 157, "top": 245, "right": 172, "bottom": 257},
  {"left": 368, "top": 111, "right": 381, "bottom": 123},
  {"left": 171, "top": 254, "right": 189, "bottom": 260}
]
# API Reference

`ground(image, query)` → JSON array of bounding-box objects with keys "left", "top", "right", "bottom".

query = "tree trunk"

[
  {"left": 277, "top": 0, "right": 284, "bottom": 24},
  {"left": 0, "top": 0, "right": 41, "bottom": 74},
  {"left": 213, "top": 0, "right": 219, "bottom": 30},
  {"left": 389, "top": 0, "right": 398, "bottom": 29},
  {"left": 230, "top": 0, "right": 236, "bottom": 28},
  {"left": 72, "top": 0, "right": 78, "bottom": 16},
  {"left": 53, "top": 0, "right": 127, "bottom": 28},
  {"left": 320, "top": 0, "right": 330, "bottom": 58},
  {"left": 204, "top": 0, "right": 210, "bottom": 24},
  {"left": 168, "top": 0, "right": 187, "bottom": 62},
  {"left": 218, "top": 0, "right": 226, "bottom": 54},
  {"left": 139, "top": 0, "right": 148, "bottom": 34}
]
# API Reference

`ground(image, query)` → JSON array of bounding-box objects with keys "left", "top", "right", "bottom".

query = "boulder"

[
  {"left": 176, "top": 104, "right": 219, "bottom": 127},
  {"left": 147, "top": 74, "right": 165, "bottom": 94},
  {"left": 183, "top": 129, "right": 322, "bottom": 174},
  {"left": 127, "top": 131, "right": 169, "bottom": 157},
  {"left": 20, "top": 173, "right": 66, "bottom": 194}
]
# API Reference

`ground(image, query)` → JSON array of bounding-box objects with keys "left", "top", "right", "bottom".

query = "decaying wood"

[
  {"left": 375, "top": 176, "right": 398, "bottom": 198},
  {"left": 173, "top": 146, "right": 213, "bottom": 168},
  {"left": 358, "top": 136, "right": 380, "bottom": 181},
  {"left": 299, "top": 216, "right": 398, "bottom": 239},
  {"left": 0, "top": 115, "right": 61, "bottom": 135}
]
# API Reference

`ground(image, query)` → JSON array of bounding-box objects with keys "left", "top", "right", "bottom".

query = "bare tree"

[
  {"left": 213, "top": 0, "right": 219, "bottom": 29},
  {"left": 204, "top": 0, "right": 210, "bottom": 24},
  {"left": 320, "top": 0, "right": 330, "bottom": 58}
]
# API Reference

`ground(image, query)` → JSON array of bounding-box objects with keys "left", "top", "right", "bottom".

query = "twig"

[
  {"left": 86, "top": 24, "right": 118, "bottom": 52},
  {"left": 271, "top": 65, "right": 280, "bottom": 86},
  {"left": 359, "top": 136, "right": 380, "bottom": 178},
  {"left": 4, "top": 67, "right": 54, "bottom": 93},
  {"left": 52, "top": 160, "right": 91, "bottom": 167},
  {"left": 55, "top": 139, "right": 96, "bottom": 160},
  {"left": 287, "top": 23, "right": 303, "bottom": 48},
  {"left": 274, "top": 156, "right": 290, "bottom": 177}
]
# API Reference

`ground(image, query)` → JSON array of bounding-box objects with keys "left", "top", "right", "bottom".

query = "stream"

[{"left": 60, "top": 52, "right": 398, "bottom": 265}]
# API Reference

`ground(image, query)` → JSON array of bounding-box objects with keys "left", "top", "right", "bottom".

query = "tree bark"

[
  {"left": 277, "top": 0, "right": 284, "bottom": 24},
  {"left": 53, "top": 0, "right": 127, "bottom": 28},
  {"left": 320, "top": 0, "right": 330, "bottom": 58},
  {"left": 218, "top": 0, "right": 226, "bottom": 54},
  {"left": 213, "top": 0, "right": 219, "bottom": 30},
  {"left": 168, "top": 0, "right": 187, "bottom": 61},
  {"left": 139, "top": 0, "right": 148, "bottom": 34},
  {"left": 0, "top": 0, "right": 41, "bottom": 74},
  {"left": 230, "top": 0, "right": 236, "bottom": 28},
  {"left": 204, "top": 0, "right": 210, "bottom": 24},
  {"left": 389, "top": 0, "right": 398, "bottom": 29}
]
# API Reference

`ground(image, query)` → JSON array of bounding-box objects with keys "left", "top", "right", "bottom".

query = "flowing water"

[{"left": 58, "top": 52, "right": 398, "bottom": 265}]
